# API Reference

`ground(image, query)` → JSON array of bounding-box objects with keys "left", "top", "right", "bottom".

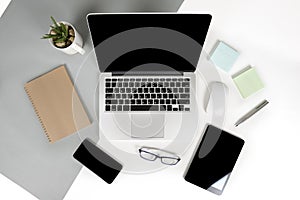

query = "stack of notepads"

[
  {"left": 210, "top": 41, "right": 264, "bottom": 98},
  {"left": 24, "top": 65, "right": 91, "bottom": 143}
]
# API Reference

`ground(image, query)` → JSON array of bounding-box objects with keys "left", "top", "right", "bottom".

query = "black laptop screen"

[{"left": 87, "top": 13, "right": 211, "bottom": 73}]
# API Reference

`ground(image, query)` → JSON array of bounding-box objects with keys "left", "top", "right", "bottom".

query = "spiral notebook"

[{"left": 24, "top": 65, "right": 91, "bottom": 143}]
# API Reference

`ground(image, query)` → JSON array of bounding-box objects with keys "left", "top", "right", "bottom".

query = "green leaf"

[
  {"left": 41, "top": 34, "right": 59, "bottom": 39},
  {"left": 50, "top": 16, "right": 59, "bottom": 28}
]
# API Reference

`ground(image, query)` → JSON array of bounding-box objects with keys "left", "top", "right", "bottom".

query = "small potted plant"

[{"left": 42, "top": 16, "right": 85, "bottom": 55}]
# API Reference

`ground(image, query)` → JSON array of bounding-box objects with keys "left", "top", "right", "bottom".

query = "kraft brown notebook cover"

[{"left": 24, "top": 65, "right": 91, "bottom": 143}]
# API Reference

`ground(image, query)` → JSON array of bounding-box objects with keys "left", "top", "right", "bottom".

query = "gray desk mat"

[{"left": 0, "top": 0, "right": 183, "bottom": 199}]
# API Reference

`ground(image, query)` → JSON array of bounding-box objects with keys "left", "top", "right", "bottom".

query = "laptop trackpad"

[{"left": 131, "top": 114, "right": 164, "bottom": 138}]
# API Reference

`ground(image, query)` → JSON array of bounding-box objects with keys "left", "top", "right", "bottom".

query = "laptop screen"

[{"left": 87, "top": 13, "right": 211, "bottom": 74}]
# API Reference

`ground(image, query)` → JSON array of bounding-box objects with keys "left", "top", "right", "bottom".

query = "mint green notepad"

[
  {"left": 210, "top": 41, "right": 239, "bottom": 72},
  {"left": 232, "top": 66, "right": 264, "bottom": 98}
]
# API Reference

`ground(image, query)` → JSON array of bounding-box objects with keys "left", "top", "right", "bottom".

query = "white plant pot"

[{"left": 49, "top": 21, "right": 85, "bottom": 55}]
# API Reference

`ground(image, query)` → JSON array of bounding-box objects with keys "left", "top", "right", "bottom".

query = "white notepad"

[{"left": 0, "top": 0, "right": 11, "bottom": 18}]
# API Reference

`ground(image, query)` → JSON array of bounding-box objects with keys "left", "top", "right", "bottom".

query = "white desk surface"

[{"left": 1, "top": 0, "right": 300, "bottom": 199}]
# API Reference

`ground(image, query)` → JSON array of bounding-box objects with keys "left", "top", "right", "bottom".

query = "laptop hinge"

[{"left": 112, "top": 71, "right": 184, "bottom": 76}]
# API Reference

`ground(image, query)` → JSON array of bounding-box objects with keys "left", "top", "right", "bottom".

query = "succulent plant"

[{"left": 42, "top": 16, "right": 75, "bottom": 48}]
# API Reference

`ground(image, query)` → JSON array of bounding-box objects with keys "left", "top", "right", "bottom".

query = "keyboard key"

[
  {"left": 179, "top": 105, "right": 184, "bottom": 111},
  {"left": 164, "top": 82, "right": 169, "bottom": 87},
  {"left": 180, "top": 94, "right": 190, "bottom": 98},
  {"left": 161, "top": 88, "right": 166, "bottom": 93},
  {"left": 173, "top": 88, "right": 178, "bottom": 93},
  {"left": 126, "top": 88, "right": 131, "bottom": 93},
  {"left": 172, "top": 99, "right": 177, "bottom": 104},
  {"left": 105, "top": 105, "right": 110, "bottom": 111},
  {"left": 135, "top": 82, "right": 140, "bottom": 87},
  {"left": 105, "top": 83, "right": 111, "bottom": 87},
  {"left": 106, "top": 88, "right": 113, "bottom": 93},
  {"left": 178, "top": 99, "right": 190, "bottom": 104},
  {"left": 119, "top": 99, "right": 124, "bottom": 104},
  {"left": 116, "top": 94, "right": 121, "bottom": 99},
  {"left": 184, "top": 78, "right": 190, "bottom": 81},
  {"left": 111, "top": 82, "right": 116, "bottom": 87},
  {"left": 179, "top": 88, "right": 184, "bottom": 93},
  {"left": 182, "top": 82, "right": 190, "bottom": 87},
  {"left": 117, "top": 78, "right": 123, "bottom": 81},
  {"left": 105, "top": 94, "right": 114, "bottom": 99},
  {"left": 117, "top": 105, "right": 122, "bottom": 111},
  {"left": 154, "top": 78, "right": 159, "bottom": 81},
  {"left": 166, "top": 78, "right": 171, "bottom": 81},
  {"left": 160, "top": 105, "right": 166, "bottom": 111},
  {"left": 144, "top": 88, "right": 149, "bottom": 93},
  {"left": 152, "top": 83, "right": 157, "bottom": 87},
  {"left": 157, "top": 94, "right": 162, "bottom": 99},
  {"left": 176, "top": 82, "right": 181, "bottom": 87},
  {"left": 134, "top": 94, "right": 138, "bottom": 99},
  {"left": 111, "top": 100, "right": 118, "bottom": 104},
  {"left": 138, "top": 88, "right": 143, "bottom": 93},
  {"left": 125, "top": 99, "right": 130, "bottom": 104},
  {"left": 112, "top": 78, "right": 117, "bottom": 81},
  {"left": 166, "top": 99, "right": 171, "bottom": 104},
  {"left": 124, "top": 78, "right": 129, "bottom": 81},
  {"left": 158, "top": 82, "right": 163, "bottom": 87},
  {"left": 142, "top": 99, "right": 147, "bottom": 104},
  {"left": 174, "top": 94, "right": 180, "bottom": 99},
  {"left": 117, "top": 82, "right": 122, "bottom": 87},
  {"left": 160, "top": 99, "right": 165, "bottom": 104},
  {"left": 130, "top": 100, "right": 135, "bottom": 104},
  {"left": 148, "top": 78, "right": 153, "bottom": 81},
  {"left": 151, "top": 94, "right": 156, "bottom": 98},
  {"left": 148, "top": 100, "right": 153, "bottom": 104},
  {"left": 160, "top": 78, "right": 165, "bottom": 81},
  {"left": 111, "top": 105, "right": 116, "bottom": 111},
  {"left": 105, "top": 79, "right": 111, "bottom": 82},
  {"left": 167, "top": 105, "right": 172, "bottom": 111},
  {"left": 114, "top": 88, "right": 119, "bottom": 93},
  {"left": 123, "top": 82, "right": 128, "bottom": 87},
  {"left": 173, "top": 107, "right": 178, "bottom": 111},
  {"left": 136, "top": 100, "right": 141, "bottom": 104},
  {"left": 170, "top": 82, "right": 175, "bottom": 87},
  {"left": 123, "top": 105, "right": 129, "bottom": 111},
  {"left": 136, "top": 78, "right": 141, "bottom": 81},
  {"left": 185, "top": 88, "right": 190, "bottom": 93},
  {"left": 120, "top": 88, "right": 125, "bottom": 93},
  {"left": 131, "top": 105, "right": 159, "bottom": 111},
  {"left": 185, "top": 108, "right": 190, "bottom": 111},
  {"left": 155, "top": 88, "right": 160, "bottom": 93},
  {"left": 139, "top": 94, "right": 144, "bottom": 99},
  {"left": 122, "top": 94, "right": 127, "bottom": 99},
  {"left": 142, "top": 78, "right": 147, "bottom": 81},
  {"left": 163, "top": 94, "right": 168, "bottom": 99},
  {"left": 154, "top": 99, "right": 159, "bottom": 104},
  {"left": 130, "top": 78, "right": 135, "bottom": 81},
  {"left": 178, "top": 78, "right": 183, "bottom": 82},
  {"left": 172, "top": 78, "right": 177, "bottom": 81},
  {"left": 145, "top": 94, "right": 150, "bottom": 98},
  {"left": 169, "top": 94, "right": 173, "bottom": 98},
  {"left": 150, "top": 88, "right": 154, "bottom": 93}
]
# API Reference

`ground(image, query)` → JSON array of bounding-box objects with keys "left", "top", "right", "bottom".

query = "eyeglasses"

[{"left": 139, "top": 147, "right": 181, "bottom": 165}]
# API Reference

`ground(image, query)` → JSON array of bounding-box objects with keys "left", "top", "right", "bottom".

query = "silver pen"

[{"left": 235, "top": 100, "right": 269, "bottom": 127}]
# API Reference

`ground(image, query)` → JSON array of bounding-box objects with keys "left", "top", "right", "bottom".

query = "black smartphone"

[
  {"left": 184, "top": 125, "right": 244, "bottom": 195},
  {"left": 73, "top": 139, "right": 123, "bottom": 184}
]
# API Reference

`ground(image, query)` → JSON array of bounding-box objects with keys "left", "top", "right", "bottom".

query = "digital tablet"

[{"left": 184, "top": 125, "right": 244, "bottom": 195}]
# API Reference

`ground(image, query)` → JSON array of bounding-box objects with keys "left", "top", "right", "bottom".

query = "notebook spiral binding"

[{"left": 24, "top": 86, "right": 52, "bottom": 143}]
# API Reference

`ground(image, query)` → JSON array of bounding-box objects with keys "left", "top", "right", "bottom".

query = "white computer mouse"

[{"left": 204, "top": 81, "right": 228, "bottom": 126}]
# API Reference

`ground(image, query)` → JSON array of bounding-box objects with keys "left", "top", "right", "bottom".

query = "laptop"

[{"left": 87, "top": 13, "right": 211, "bottom": 139}]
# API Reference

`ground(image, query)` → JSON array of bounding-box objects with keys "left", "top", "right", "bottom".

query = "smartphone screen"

[
  {"left": 73, "top": 139, "right": 123, "bottom": 184},
  {"left": 184, "top": 125, "right": 244, "bottom": 195}
]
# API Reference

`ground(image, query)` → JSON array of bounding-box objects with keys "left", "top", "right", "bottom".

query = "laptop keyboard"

[{"left": 105, "top": 77, "right": 191, "bottom": 112}]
